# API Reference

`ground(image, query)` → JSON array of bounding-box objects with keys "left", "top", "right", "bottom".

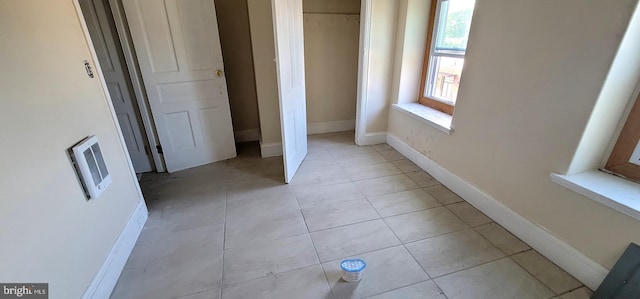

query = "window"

[
  {"left": 605, "top": 93, "right": 640, "bottom": 183},
  {"left": 419, "top": 0, "right": 476, "bottom": 115}
]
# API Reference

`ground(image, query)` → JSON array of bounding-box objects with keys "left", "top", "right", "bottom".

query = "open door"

[
  {"left": 272, "top": 0, "right": 308, "bottom": 183},
  {"left": 123, "top": 0, "right": 236, "bottom": 173}
]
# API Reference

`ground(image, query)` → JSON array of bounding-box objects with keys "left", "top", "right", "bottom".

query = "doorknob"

[{"left": 215, "top": 69, "right": 223, "bottom": 77}]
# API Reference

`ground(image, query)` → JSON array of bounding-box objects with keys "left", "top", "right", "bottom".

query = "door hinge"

[{"left": 156, "top": 144, "right": 163, "bottom": 154}]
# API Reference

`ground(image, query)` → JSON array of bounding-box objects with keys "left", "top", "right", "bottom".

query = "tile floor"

[{"left": 111, "top": 131, "right": 592, "bottom": 299}]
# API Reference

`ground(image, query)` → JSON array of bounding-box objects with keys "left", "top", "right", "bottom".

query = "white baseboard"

[
  {"left": 307, "top": 119, "right": 355, "bottom": 135},
  {"left": 356, "top": 131, "right": 387, "bottom": 146},
  {"left": 387, "top": 133, "right": 608, "bottom": 290},
  {"left": 260, "top": 142, "right": 283, "bottom": 158},
  {"left": 83, "top": 200, "right": 148, "bottom": 299},
  {"left": 234, "top": 129, "right": 260, "bottom": 143}
]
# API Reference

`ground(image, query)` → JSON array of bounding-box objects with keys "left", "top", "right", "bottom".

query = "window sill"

[
  {"left": 392, "top": 103, "right": 453, "bottom": 134},
  {"left": 550, "top": 171, "right": 640, "bottom": 221}
]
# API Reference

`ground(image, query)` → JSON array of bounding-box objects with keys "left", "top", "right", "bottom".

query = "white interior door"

[
  {"left": 123, "top": 0, "right": 236, "bottom": 173},
  {"left": 80, "top": 0, "right": 153, "bottom": 173},
  {"left": 272, "top": 0, "right": 308, "bottom": 183}
]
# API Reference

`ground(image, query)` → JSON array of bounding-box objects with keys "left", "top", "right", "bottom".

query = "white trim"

[
  {"left": 357, "top": 131, "right": 387, "bottom": 146},
  {"left": 108, "top": 0, "right": 165, "bottom": 172},
  {"left": 82, "top": 200, "right": 148, "bottom": 299},
  {"left": 260, "top": 142, "right": 283, "bottom": 158},
  {"left": 234, "top": 129, "right": 260, "bottom": 143},
  {"left": 392, "top": 103, "right": 453, "bottom": 134},
  {"left": 551, "top": 171, "right": 640, "bottom": 221},
  {"left": 307, "top": 119, "right": 355, "bottom": 135},
  {"left": 387, "top": 133, "right": 609, "bottom": 290},
  {"left": 355, "top": 0, "right": 372, "bottom": 147}
]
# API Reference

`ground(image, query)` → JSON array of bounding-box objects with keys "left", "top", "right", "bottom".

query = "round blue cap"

[{"left": 340, "top": 259, "right": 366, "bottom": 272}]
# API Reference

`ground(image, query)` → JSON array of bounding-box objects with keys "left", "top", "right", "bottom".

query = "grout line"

[
  {"left": 368, "top": 146, "right": 490, "bottom": 299},
  {"left": 310, "top": 140, "right": 439, "bottom": 297},
  {"left": 175, "top": 287, "right": 220, "bottom": 299},
  {"left": 219, "top": 162, "right": 231, "bottom": 299},
  {"left": 507, "top": 249, "right": 572, "bottom": 296},
  {"left": 376, "top": 202, "right": 451, "bottom": 297},
  {"left": 429, "top": 255, "right": 509, "bottom": 280},
  {"left": 365, "top": 280, "right": 449, "bottom": 299},
  {"left": 317, "top": 261, "right": 336, "bottom": 297},
  {"left": 306, "top": 216, "right": 381, "bottom": 234},
  {"left": 317, "top": 242, "right": 404, "bottom": 264},
  {"left": 469, "top": 220, "right": 531, "bottom": 257},
  {"left": 556, "top": 285, "right": 592, "bottom": 296},
  {"left": 297, "top": 205, "right": 333, "bottom": 295},
  {"left": 507, "top": 252, "right": 560, "bottom": 297}
]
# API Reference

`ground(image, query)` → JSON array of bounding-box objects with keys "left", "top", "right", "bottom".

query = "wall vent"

[{"left": 70, "top": 135, "right": 112, "bottom": 200}]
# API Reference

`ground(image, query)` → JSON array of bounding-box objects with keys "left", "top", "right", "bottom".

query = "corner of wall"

[
  {"left": 82, "top": 200, "right": 148, "bottom": 299},
  {"left": 567, "top": 2, "right": 640, "bottom": 174}
]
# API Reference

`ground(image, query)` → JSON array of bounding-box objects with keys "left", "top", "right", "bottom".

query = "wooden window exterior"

[
  {"left": 605, "top": 93, "right": 640, "bottom": 183},
  {"left": 419, "top": 0, "right": 474, "bottom": 115}
]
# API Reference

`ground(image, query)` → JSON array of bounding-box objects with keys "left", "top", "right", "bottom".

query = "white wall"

[
  {"left": 361, "top": 0, "right": 398, "bottom": 134},
  {"left": 303, "top": 0, "right": 361, "bottom": 14},
  {"left": 247, "top": 0, "right": 282, "bottom": 146},
  {"left": 390, "top": 0, "right": 429, "bottom": 105},
  {"left": 0, "top": 1, "right": 143, "bottom": 298},
  {"left": 215, "top": 0, "right": 261, "bottom": 140},
  {"left": 303, "top": 2, "right": 360, "bottom": 131},
  {"left": 388, "top": 0, "right": 640, "bottom": 270}
]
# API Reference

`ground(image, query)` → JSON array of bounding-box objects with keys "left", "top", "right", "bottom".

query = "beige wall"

[
  {"left": 215, "top": 0, "right": 260, "bottom": 135},
  {"left": 247, "top": 0, "right": 281, "bottom": 145},
  {"left": 364, "top": 0, "right": 398, "bottom": 133},
  {"left": 303, "top": 12, "right": 360, "bottom": 126},
  {"left": 303, "top": 0, "right": 361, "bottom": 14},
  {"left": 388, "top": 0, "right": 640, "bottom": 269},
  {"left": 0, "top": 1, "right": 143, "bottom": 298},
  {"left": 391, "top": 0, "right": 429, "bottom": 105}
]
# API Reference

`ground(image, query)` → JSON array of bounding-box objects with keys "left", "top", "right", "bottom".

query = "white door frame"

[
  {"left": 72, "top": 0, "right": 147, "bottom": 191},
  {"left": 78, "top": 0, "right": 166, "bottom": 172},
  {"left": 355, "top": 0, "right": 372, "bottom": 146},
  {"left": 107, "top": 0, "right": 165, "bottom": 172}
]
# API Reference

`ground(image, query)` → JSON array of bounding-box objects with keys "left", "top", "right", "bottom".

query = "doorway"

[
  {"left": 303, "top": 1, "right": 361, "bottom": 136},
  {"left": 79, "top": 0, "right": 239, "bottom": 174},
  {"left": 242, "top": 0, "right": 362, "bottom": 182},
  {"left": 79, "top": 0, "right": 160, "bottom": 173}
]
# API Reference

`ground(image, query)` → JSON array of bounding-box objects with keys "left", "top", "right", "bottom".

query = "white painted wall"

[
  {"left": 390, "top": 0, "right": 429, "bottom": 105},
  {"left": 388, "top": 0, "right": 640, "bottom": 270},
  {"left": 247, "top": 0, "right": 282, "bottom": 146},
  {"left": 0, "top": 1, "right": 143, "bottom": 298},
  {"left": 363, "top": 0, "right": 398, "bottom": 133},
  {"left": 215, "top": 0, "right": 260, "bottom": 139},
  {"left": 303, "top": 0, "right": 361, "bottom": 14},
  {"left": 303, "top": 7, "right": 360, "bottom": 130}
]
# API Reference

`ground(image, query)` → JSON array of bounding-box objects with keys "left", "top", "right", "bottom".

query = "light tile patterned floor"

[{"left": 111, "top": 131, "right": 591, "bottom": 299}]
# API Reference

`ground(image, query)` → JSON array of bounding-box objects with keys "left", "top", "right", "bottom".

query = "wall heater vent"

[{"left": 71, "top": 135, "right": 112, "bottom": 200}]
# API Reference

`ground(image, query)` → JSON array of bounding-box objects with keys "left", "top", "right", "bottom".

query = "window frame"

[
  {"left": 418, "top": 0, "right": 471, "bottom": 115},
  {"left": 605, "top": 93, "right": 640, "bottom": 183}
]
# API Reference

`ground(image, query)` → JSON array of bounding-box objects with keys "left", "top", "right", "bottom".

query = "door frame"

[
  {"left": 73, "top": 0, "right": 166, "bottom": 173},
  {"left": 107, "top": 0, "right": 165, "bottom": 172},
  {"left": 78, "top": 0, "right": 166, "bottom": 172},
  {"left": 72, "top": 0, "right": 147, "bottom": 189},
  {"left": 354, "top": 0, "right": 372, "bottom": 146}
]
